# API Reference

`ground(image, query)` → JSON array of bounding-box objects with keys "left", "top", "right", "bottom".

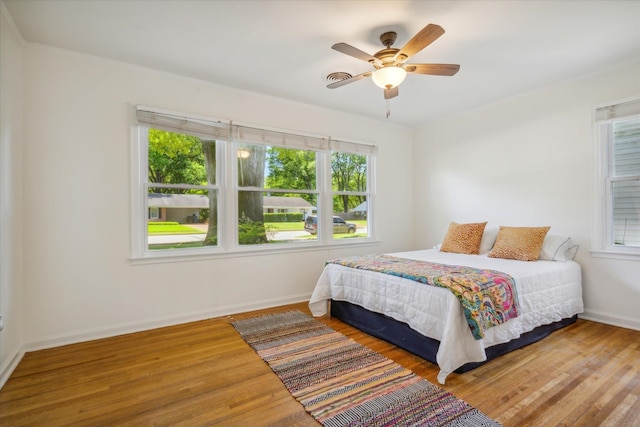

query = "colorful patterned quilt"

[{"left": 328, "top": 255, "right": 519, "bottom": 340}]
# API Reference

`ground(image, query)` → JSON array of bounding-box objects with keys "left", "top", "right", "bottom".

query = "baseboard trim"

[
  {"left": 24, "top": 293, "right": 312, "bottom": 353},
  {"left": 580, "top": 308, "right": 640, "bottom": 331},
  {"left": 0, "top": 345, "right": 25, "bottom": 390}
]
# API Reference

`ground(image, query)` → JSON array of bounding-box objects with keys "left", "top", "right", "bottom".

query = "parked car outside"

[{"left": 304, "top": 215, "right": 357, "bottom": 235}]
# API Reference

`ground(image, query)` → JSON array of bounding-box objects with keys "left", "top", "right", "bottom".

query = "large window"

[
  {"left": 593, "top": 97, "right": 640, "bottom": 258},
  {"left": 132, "top": 107, "right": 376, "bottom": 260}
]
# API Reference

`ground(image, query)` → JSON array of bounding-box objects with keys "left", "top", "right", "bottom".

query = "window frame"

[
  {"left": 591, "top": 95, "right": 640, "bottom": 260},
  {"left": 329, "top": 148, "right": 372, "bottom": 241},
  {"left": 149, "top": 207, "right": 160, "bottom": 220},
  {"left": 130, "top": 106, "right": 379, "bottom": 263},
  {"left": 234, "top": 141, "right": 321, "bottom": 247}
]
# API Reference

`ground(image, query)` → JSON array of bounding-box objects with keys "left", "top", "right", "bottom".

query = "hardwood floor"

[{"left": 1, "top": 302, "right": 639, "bottom": 426}]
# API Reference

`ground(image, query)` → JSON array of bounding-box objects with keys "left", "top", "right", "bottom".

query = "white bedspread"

[{"left": 308, "top": 249, "right": 583, "bottom": 384}]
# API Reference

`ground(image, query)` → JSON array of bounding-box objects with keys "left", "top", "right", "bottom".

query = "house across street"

[{"left": 147, "top": 193, "right": 314, "bottom": 224}]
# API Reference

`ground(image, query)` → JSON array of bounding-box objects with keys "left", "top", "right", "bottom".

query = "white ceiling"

[{"left": 4, "top": 0, "right": 640, "bottom": 127}]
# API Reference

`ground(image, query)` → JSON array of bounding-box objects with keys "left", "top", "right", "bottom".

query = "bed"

[{"left": 308, "top": 226, "right": 583, "bottom": 384}]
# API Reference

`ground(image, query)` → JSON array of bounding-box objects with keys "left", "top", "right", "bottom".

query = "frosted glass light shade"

[{"left": 371, "top": 67, "right": 407, "bottom": 89}]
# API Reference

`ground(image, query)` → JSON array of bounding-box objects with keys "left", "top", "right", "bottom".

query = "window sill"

[
  {"left": 131, "top": 239, "right": 382, "bottom": 265},
  {"left": 589, "top": 248, "right": 640, "bottom": 261}
]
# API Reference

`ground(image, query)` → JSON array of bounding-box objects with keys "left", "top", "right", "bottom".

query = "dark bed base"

[{"left": 330, "top": 299, "right": 577, "bottom": 373}]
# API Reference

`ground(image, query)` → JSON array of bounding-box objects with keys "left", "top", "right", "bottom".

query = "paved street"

[{"left": 148, "top": 233, "right": 206, "bottom": 244}]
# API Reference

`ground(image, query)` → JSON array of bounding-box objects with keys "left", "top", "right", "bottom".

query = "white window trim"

[
  {"left": 591, "top": 95, "right": 640, "bottom": 261},
  {"left": 130, "top": 105, "right": 379, "bottom": 264}
]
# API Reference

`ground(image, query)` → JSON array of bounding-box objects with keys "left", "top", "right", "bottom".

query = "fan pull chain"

[{"left": 386, "top": 100, "right": 391, "bottom": 118}]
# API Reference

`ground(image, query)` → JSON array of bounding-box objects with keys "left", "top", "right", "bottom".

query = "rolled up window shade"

[
  {"left": 136, "top": 106, "right": 231, "bottom": 140},
  {"left": 330, "top": 138, "right": 378, "bottom": 155},
  {"left": 595, "top": 97, "right": 640, "bottom": 123},
  {"left": 231, "top": 124, "right": 329, "bottom": 151}
]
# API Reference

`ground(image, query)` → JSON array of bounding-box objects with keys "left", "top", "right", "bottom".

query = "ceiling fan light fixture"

[{"left": 371, "top": 66, "right": 406, "bottom": 89}]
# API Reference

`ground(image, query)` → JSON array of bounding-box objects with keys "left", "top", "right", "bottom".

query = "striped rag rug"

[{"left": 231, "top": 310, "right": 501, "bottom": 427}]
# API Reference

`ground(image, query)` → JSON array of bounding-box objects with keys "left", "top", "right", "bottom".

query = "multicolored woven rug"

[{"left": 232, "top": 310, "right": 502, "bottom": 427}]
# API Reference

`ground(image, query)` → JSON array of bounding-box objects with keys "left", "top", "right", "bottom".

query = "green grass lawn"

[
  {"left": 148, "top": 223, "right": 203, "bottom": 235},
  {"left": 265, "top": 222, "right": 305, "bottom": 231}
]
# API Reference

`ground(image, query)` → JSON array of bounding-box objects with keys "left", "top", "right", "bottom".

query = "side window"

[
  {"left": 594, "top": 97, "right": 640, "bottom": 257},
  {"left": 609, "top": 118, "right": 640, "bottom": 247}
]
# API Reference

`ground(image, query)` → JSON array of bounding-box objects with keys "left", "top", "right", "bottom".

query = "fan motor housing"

[
  {"left": 379, "top": 31, "right": 397, "bottom": 47},
  {"left": 373, "top": 48, "right": 400, "bottom": 67}
]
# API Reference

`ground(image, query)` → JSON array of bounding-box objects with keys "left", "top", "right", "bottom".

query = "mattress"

[{"left": 308, "top": 249, "right": 583, "bottom": 384}]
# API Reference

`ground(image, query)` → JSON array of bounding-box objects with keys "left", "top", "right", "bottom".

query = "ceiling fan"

[{"left": 327, "top": 23, "right": 460, "bottom": 102}]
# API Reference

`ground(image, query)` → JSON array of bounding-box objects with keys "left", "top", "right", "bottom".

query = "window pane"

[
  {"left": 332, "top": 152, "right": 367, "bottom": 192},
  {"left": 267, "top": 146, "right": 317, "bottom": 190},
  {"left": 612, "top": 180, "right": 640, "bottom": 247},
  {"left": 147, "top": 187, "right": 218, "bottom": 250},
  {"left": 613, "top": 118, "right": 640, "bottom": 177},
  {"left": 333, "top": 195, "right": 367, "bottom": 240},
  {"left": 237, "top": 144, "right": 267, "bottom": 188},
  {"left": 148, "top": 128, "right": 214, "bottom": 185},
  {"left": 238, "top": 145, "right": 317, "bottom": 189},
  {"left": 238, "top": 191, "right": 317, "bottom": 245}
]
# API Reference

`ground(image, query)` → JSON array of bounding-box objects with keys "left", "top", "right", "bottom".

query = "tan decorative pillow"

[
  {"left": 440, "top": 221, "right": 487, "bottom": 255},
  {"left": 488, "top": 226, "right": 551, "bottom": 261}
]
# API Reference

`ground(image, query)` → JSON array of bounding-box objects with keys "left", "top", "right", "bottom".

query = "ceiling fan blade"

[
  {"left": 384, "top": 86, "right": 398, "bottom": 99},
  {"left": 404, "top": 63, "right": 460, "bottom": 76},
  {"left": 332, "top": 43, "right": 381, "bottom": 65},
  {"left": 394, "top": 24, "right": 445, "bottom": 63},
  {"left": 326, "top": 71, "right": 372, "bottom": 89}
]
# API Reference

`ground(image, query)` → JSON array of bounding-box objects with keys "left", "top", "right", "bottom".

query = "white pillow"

[
  {"left": 479, "top": 226, "right": 499, "bottom": 254},
  {"left": 539, "top": 235, "right": 579, "bottom": 261}
]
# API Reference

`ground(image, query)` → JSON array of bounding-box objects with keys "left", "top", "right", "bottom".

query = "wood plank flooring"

[{"left": 1, "top": 302, "right": 639, "bottom": 426}]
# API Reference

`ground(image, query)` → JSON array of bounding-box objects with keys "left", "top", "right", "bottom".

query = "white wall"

[
  {"left": 412, "top": 61, "right": 640, "bottom": 329},
  {"left": 0, "top": 4, "right": 24, "bottom": 387},
  {"left": 19, "top": 44, "right": 414, "bottom": 348}
]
